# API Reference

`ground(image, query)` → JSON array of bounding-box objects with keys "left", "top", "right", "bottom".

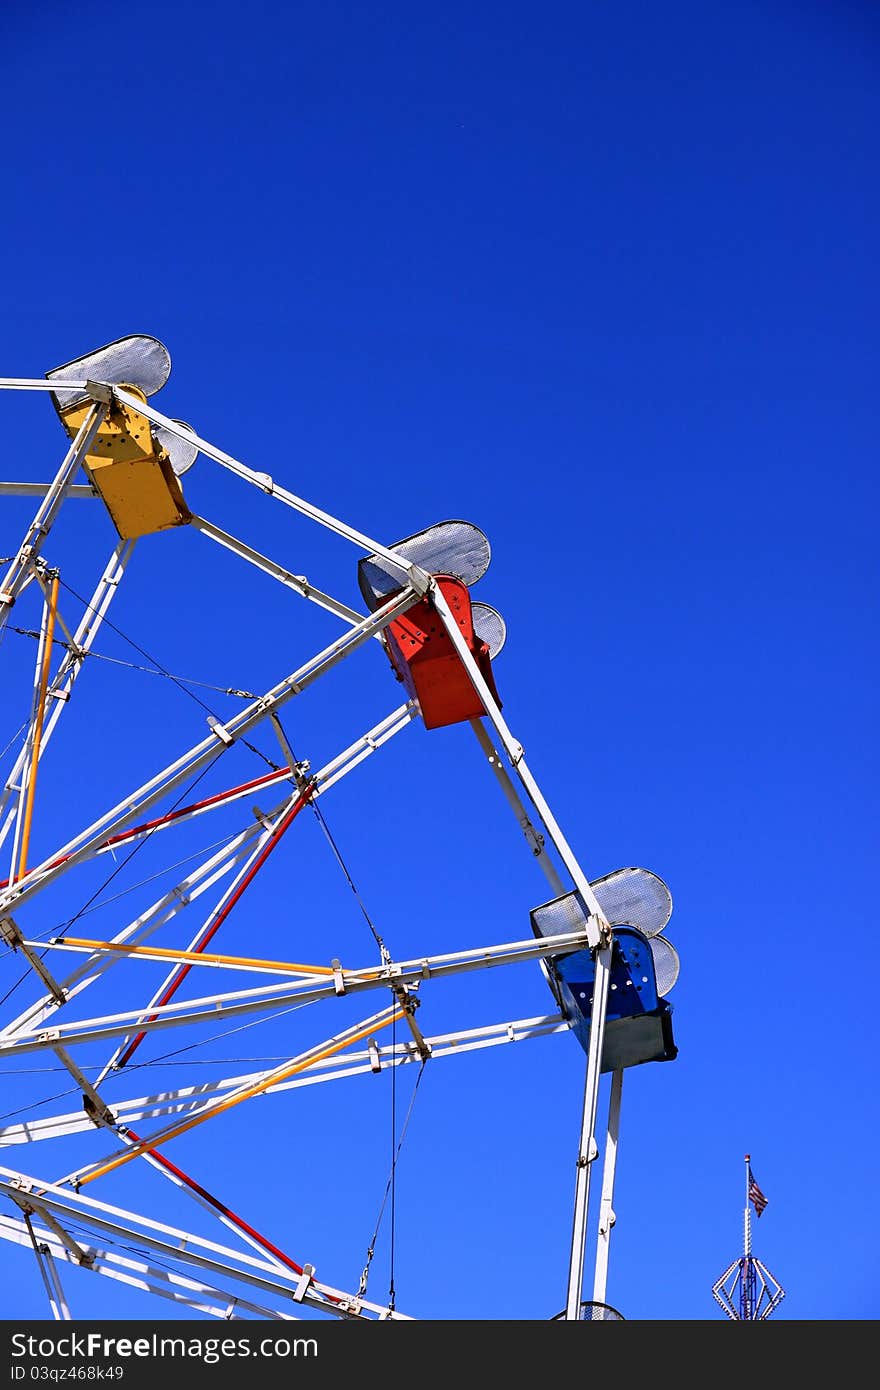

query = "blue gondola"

[{"left": 531, "top": 890, "right": 678, "bottom": 1072}]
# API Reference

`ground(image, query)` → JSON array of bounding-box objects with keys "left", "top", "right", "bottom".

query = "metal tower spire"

[{"left": 712, "top": 1154, "right": 785, "bottom": 1320}]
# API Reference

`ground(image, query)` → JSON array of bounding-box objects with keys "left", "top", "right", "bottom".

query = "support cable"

[
  {"left": 277, "top": 716, "right": 416, "bottom": 1310},
  {"left": 389, "top": 1009, "right": 397, "bottom": 1313},
  {"left": 357, "top": 1058, "right": 426, "bottom": 1303},
  {"left": 55, "top": 576, "right": 279, "bottom": 772},
  {"left": 7, "top": 627, "right": 258, "bottom": 701},
  {"left": 309, "top": 802, "right": 390, "bottom": 962},
  {"left": 281, "top": 717, "right": 390, "bottom": 962}
]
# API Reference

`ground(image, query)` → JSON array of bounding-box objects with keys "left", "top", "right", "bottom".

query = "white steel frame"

[{"left": 0, "top": 371, "right": 642, "bottom": 1322}]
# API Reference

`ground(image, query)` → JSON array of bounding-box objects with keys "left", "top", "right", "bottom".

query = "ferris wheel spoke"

[
  {"left": 0, "top": 927, "right": 591, "bottom": 1065},
  {"left": 0, "top": 404, "right": 107, "bottom": 638},
  {"left": 110, "top": 386, "right": 431, "bottom": 594},
  {"left": 432, "top": 581, "right": 609, "bottom": 944},
  {"left": 0, "top": 542, "right": 134, "bottom": 858},
  {"left": 0, "top": 821, "right": 268, "bottom": 1039},
  {"left": 0, "top": 698, "right": 417, "bottom": 895},
  {"left": 10, "top": 573, "right": 61, "bottom": 886},
  {"left": 0, "top": 588, "right": 419, "bottom": 920},
  {"left": 0, "top": 376, "right": 432, "bottom": 597},
  {"left": 66, "top": 1111, "right": 329, "bottom": 1293},
  {"left": 97, "top": 781, "right": 319, "bottom": 1078},
  {"left": 0, "top": 1180, "right": 409, "bottom": 1320},
  {"left": 191, "top": 514, "right": 370, "bottom": 629},
  {"left": 6, "top": 584, "right": 55, "bottom": 885},
  {"left": 0, "top": 700, "right": 418, "bottom": 1049},
  {"left": 67, "top": 1003, "right": 408, "bottom": 1189},
  {"left": 0, "top": 1012, "right": 568, "bottom": 1150},
  {"left": 0, "top": 1213, "right": 301, "bottom": 1320}
]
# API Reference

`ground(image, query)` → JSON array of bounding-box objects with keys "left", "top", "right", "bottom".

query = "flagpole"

[
  {"left": 744, "top": 1152, "right": 752, "bottom": 1259},
  {"left": 742, "top": 1153, "right": 755, "bottom": 1319},
  {"left": 712, "top": 1156, "right": 784, "bottom": 1320}
]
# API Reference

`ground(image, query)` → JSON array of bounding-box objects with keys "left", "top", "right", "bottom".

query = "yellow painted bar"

[
  {"left": 17, "top": 575, "right": 60, "bottom": 881},
  {"left": 78, "top": 1009, "right": 406, "bottom": 1185},
  {"left": 58, "top": 936, "right": 337, "bottom": 976}
]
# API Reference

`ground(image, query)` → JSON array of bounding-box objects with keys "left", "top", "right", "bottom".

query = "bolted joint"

[
  {"left": 84, "top": 379, "right": 113, "bottom": 404},
  {"left": 577, "top": 1138, "right": 599, "bottom": 1167},
  {"left": 292, "top": 1263, "right": 315, "bottom": 1303},
  {"left": 206, "top": 716, "right": 235, "bottom": 746},
  {"left": 585, "top": 913, "right": 613, "bottom": 949},
  {"left": 0, "top": 916, "right": 22, "bottom": 949},
  {"left": 524, "top": 825, "right": 546, "bottom": 857},
  {"left": 406, "top": 563, "right": 432, "bottom": 597},
  {"left": 82, "top": 1094, "right": 116, "bottom": 1129}
]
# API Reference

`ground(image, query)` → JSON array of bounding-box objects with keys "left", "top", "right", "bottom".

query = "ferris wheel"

[{"left": 0, "top": 337, "right": 681, "bottom": 1322}]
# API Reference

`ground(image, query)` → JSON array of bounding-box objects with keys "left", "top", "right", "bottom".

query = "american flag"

[{"left": 748, "top": 1165, "right": 768, "bottom": 1217}]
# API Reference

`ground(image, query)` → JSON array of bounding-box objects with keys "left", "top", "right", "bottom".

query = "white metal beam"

[
  {"left": 431, "top": 581, "right": 608, "bottom": 943},
  {"left": 191, "top": 515, "right": 370, "bottom": 629},
  {"left": 63, "top": 1003, "right": 407, "bottom": 1187},
  {"left": 0, "top": 379, "right": 431, "bottom": 592},
  {"left": 564, "top": 944, "right": 612, "bottom": 1320},
  {"left": 0, "top": 1214, "right": 295, "bottom": 1319},
  {"left": 0, "top": 483, "right": 96, "bottom": 498},
  {"left": 0, "top": 1014, "right": 568, "bottom": 1145},
  {"left": 0, "top": 703, "right": 417, "bottom": 1039},
  {"left": 0, "top": 403, "right": 106, "bottom": 635},
  {"left": 0, "top": 821, "right": 268, "bottom": 1039},
  {"left": 0, "top": 1172, "right": 412, "bottom": 1320},
  {"left": 592, "top": 1067, "right": 623, "bottom": 1307},
  {"left": 0, "top": 929, "right": 591, "bottom": 1059},
  {"left": 0, "top": 587, "right": 419, "bottom": 918},
  {"left": 0, "top": 541, "right": 134, "bottom": 856}
]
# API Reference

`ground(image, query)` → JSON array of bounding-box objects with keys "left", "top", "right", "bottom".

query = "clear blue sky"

[{"left": 0, "top": 0, "right": 877, "bottom": 1322}]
